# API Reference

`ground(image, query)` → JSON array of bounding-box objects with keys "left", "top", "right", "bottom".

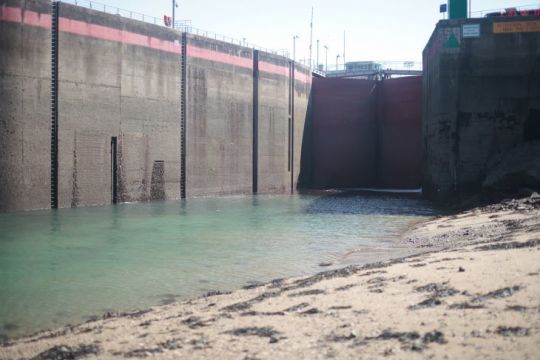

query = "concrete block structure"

[
  {"left": 293, "top": 66, "right": 311, "bottom": 192},
  {"left": 56, "top": 3, "right": 181, "bottom": 208},
  {"left": 257, "top": 52, "right": 290, "bottom": 194},
  {"left": 0, "top": 0, "right": 51, "bottom": 212},
  {"left": 423, "top": 16, "right": 540, "bottom": 201},
  {"left": 0, "top": 0, "right": 311, "bottom": 212},
  {"left": 185, "top": 35, "right": 253, "bottom": 197}
]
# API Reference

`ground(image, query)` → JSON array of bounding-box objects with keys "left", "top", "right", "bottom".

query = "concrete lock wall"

[
  {"left": 293, "top": 66, "right": 311, "bottom": 191},
  {"left": 423, "top": 16, "right": 540, "bottom": 201},
  {"left": 185, "top": 35, "right": 253, "bottom": 197},
  {"left": 257, "top": 52, "right": 289, "bottom": 194},
  {"left": 0, "top": 0, "right": 312, "bottom": 212},
  {"left": 309, "top": 76, "right": 422, "bottom": 189},
  {"left": 57, "top": 3, "right": 181, "bottom": 208},
  {"left": 185, "top": 42, "right": 310, "bottom": 197},
  {"left": 0, "top": 0, "right": 51, "bottom": 212}
]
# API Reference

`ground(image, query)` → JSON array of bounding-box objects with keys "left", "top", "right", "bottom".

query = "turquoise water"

[{"left": 0, "top": 193, "right": 436, "bottom": 339}]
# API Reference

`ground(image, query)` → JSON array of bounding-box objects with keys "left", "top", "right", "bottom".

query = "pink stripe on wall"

[
  {"left": 0, "top": 6, "right": 21, "bottom": 23},
  {"left": 0, "top": 5, "right": 50, "bottom": 28},
  {"left": 295, "top": 71, "right": 311, "bottom": 84},
  {"left": 259, "top": 61, "right": 289, "bottom": 77},
  {"left": 59, "top": 17, "right": 182, "bottom": 54},
  {"left": 258, "top": 61, "right": 312, "bottom": 84},
  {"left": 21, "top": 8, "right": 51, "bottom": 28},
  {"left": 0, "top": 6, "right": 181, "bottom": 54},
  {"left": 0, "top": 6, "right": 311, "bottom": 83},
  {"left": 187, "top": 45, "right": 252, "bottom": 69}
]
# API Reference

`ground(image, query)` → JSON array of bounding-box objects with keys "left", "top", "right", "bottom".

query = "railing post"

[{"left": 60, "top": 1, "right": 290, "bottom": 57}]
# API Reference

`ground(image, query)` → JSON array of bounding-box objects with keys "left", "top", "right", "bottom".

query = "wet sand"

[{"left": 1, "top": 195, "right": 539, "bottom": 359}]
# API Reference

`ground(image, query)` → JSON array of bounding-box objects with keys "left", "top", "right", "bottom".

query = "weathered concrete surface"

[
  {"left": 483, "top": 141, "right": 540, "bottom": 193},
  {"left": 57, "top": 3, "right": 181, "bottom": 208},
  {"left": 184, "top": 38, "right": 310, "bottom": 197},
  {"left": 423, "top": 16, "right": 540, "bottom": 201},
  {"left": 257, "top": 53, "right": 289, "bottom": 194},
  {"left": 0, "top": 0, "right": 312, "bottom": 212},
  {"left": 0, "top": 0, "right": 51, "bottom": 212},
  {"left": 293, "top": 66, "right": 311, "bottom": 192},
  {"left": 185, "top": 35, "right": 253, "bottom": 197},
  {"left": 118, "top": 32, "right": 180, "bottom": 203}
]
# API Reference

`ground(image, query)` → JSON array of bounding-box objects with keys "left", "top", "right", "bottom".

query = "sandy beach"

[{"left": 1, "top": 195, "right": 539, "bottom": 359}]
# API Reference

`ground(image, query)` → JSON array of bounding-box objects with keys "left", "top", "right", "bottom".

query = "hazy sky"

[{"left": 83, "top": 0, "right": 538, "bottom": 63}]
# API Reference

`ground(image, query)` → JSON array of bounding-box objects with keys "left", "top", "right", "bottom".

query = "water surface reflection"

[{"left": 0, "top": 193, "right": 437, "bottom": 338}]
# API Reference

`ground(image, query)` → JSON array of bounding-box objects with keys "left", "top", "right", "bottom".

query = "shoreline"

[
  {"left": 0, "top": 213, "right": 433, "bottom": 343},
  {"left": 1, "top": 195, "right": 539, "bottom": 359}
]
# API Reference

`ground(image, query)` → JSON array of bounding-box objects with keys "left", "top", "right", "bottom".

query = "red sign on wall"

[
  {"left": 163, "top": 15, "right": 172, "bottom": 27},
  {"left": 487, "top": 8, "right": 540, "bottom": 17}
]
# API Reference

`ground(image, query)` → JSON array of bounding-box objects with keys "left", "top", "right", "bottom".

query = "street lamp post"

[
  {"left": 336, "top": 54, "right": 340, "bottom": 70},
  {"left": 172, "top": 0, "right": 175, "bottom": 29},
  {"left": 324, "top": 45, "right": 328, "bottom": 72},
  {"left": 316, "top": 40, "right": 319, "bottom": 70},
  {"left": 293, "top": 35, "right": 299, "bottom": 63}
]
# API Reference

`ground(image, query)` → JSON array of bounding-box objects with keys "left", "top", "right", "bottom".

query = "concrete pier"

[{"left": 423, "top": 16, "right": 540, "bottom": 201}]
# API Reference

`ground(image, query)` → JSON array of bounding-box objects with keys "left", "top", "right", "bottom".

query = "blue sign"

[{"left": 440, "top": 4, "right": 448, "bottom": 13}]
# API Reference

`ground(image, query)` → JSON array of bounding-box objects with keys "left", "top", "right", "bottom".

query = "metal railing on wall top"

[
  {"left": 317, "top": 60, "right": 423, "bottom": 73},
  {"left": 470, "top": 3, "right": 540, "bottom": 17},
  {"left": 55, "top": 0, "right": 290, "bottom": 58}
]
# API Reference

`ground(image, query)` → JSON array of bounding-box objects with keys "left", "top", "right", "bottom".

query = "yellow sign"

[{"left": 493, "top": 20, "right": 540, "bottom": 33}]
